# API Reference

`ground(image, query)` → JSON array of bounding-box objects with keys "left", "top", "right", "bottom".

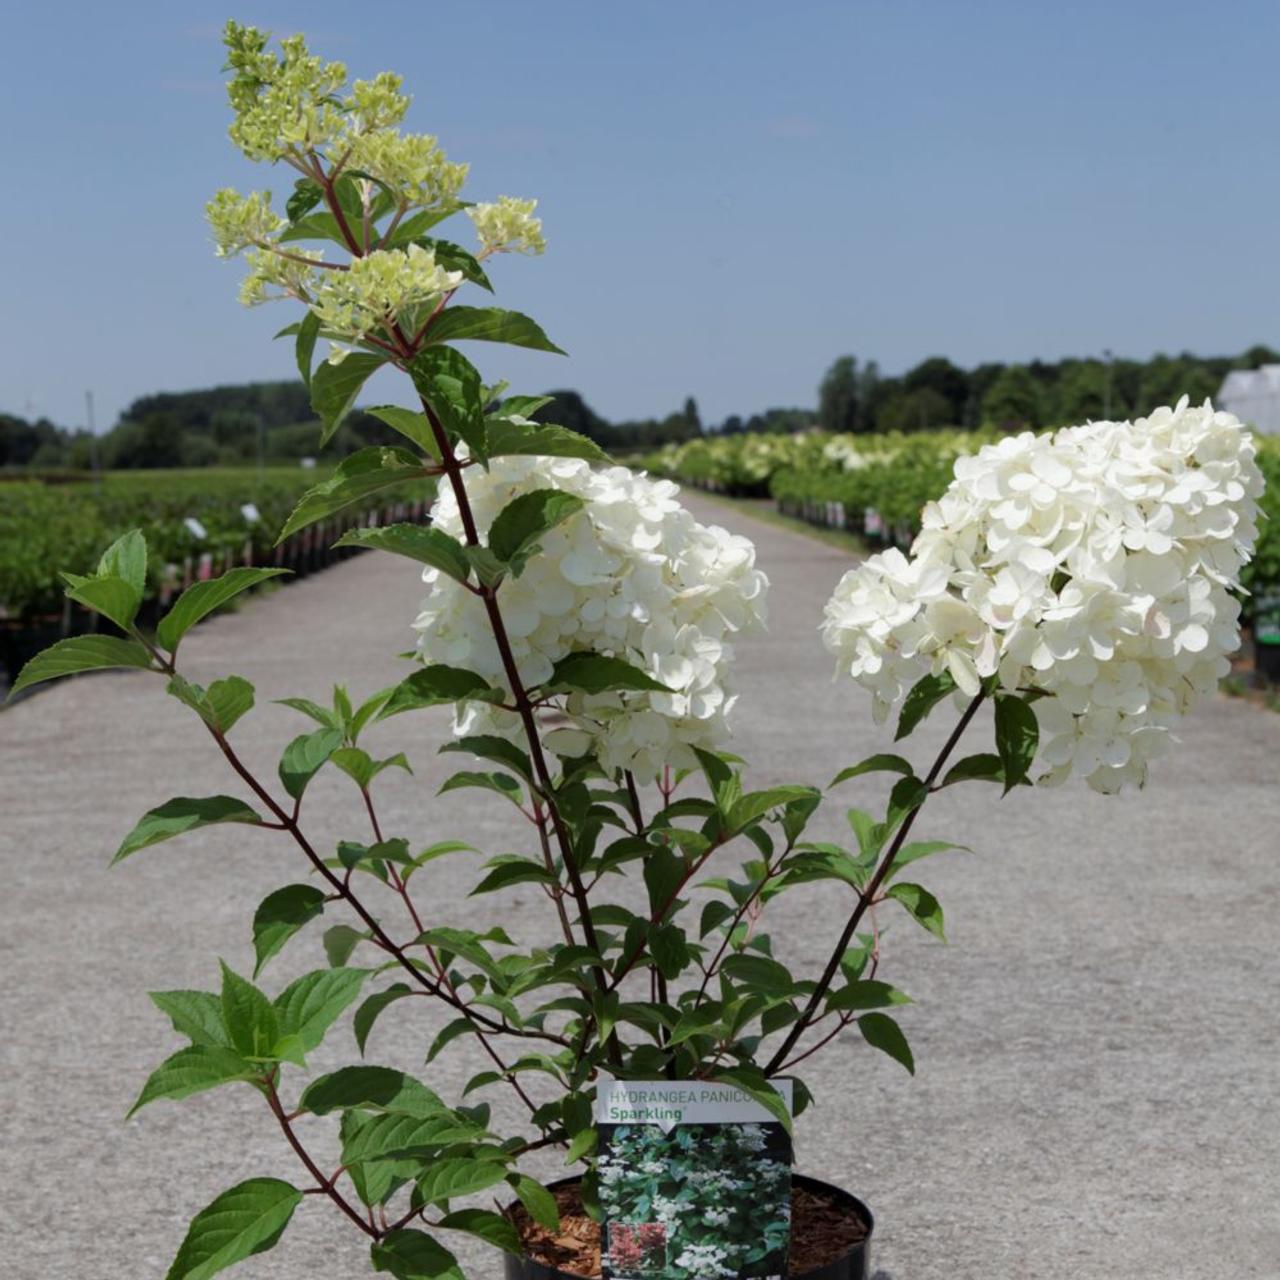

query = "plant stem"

[{"left": 763, "top": 693, "right": 986, "bottom": 1075}]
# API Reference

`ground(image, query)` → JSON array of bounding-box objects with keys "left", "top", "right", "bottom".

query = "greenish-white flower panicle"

[
  {"left": 822, "top": 399, "right": 1265, "bottom": 793},
  {"left": 308, "top": 244, "right": 463, "bottom": 341},
  {"left": 223, "top": 22, "right": 349, "bottom": 161},
  {"left": 207, "top": 23, "right": 533, "bottom": 326},
  {"left": 413, "top": 457, "right": 768, "bottom": 779},
  {"left": 468, "top": 197, "right": 546, "bottom": 256}
]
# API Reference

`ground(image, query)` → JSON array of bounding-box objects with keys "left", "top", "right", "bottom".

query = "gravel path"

[{"left": 2, "top": 493, "right": 1278, "bottom": 1280}]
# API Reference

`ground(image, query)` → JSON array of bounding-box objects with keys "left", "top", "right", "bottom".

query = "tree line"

[{"left": 3, "top": 343, "right": 1276, "bottom": 470}]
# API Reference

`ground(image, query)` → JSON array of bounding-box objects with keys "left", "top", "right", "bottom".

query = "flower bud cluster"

[
  {"left": 413, "top": 457, "right": 768, "bottom": 778},
  {"left": 468, "top": 197, "right": 546, "bottom": 256},
  {"left": 223, "top": 22, "right": 348, "bottom": 161},
  {"left": 237, "top": 246, "right": 325, "bottom": 308},
  {"left": 348, "top": 131, "right": 469, "bottom": 212},
  {"left": 206, "top": 189, "right": 285, "bottom": 257},
  {"left": 822, "top": 399, "right": 1264, "bottom": 792},
  {"left": 309, "top": 244, "right": 463, "bottom": 340}
]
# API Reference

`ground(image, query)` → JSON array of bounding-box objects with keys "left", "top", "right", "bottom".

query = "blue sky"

[{"left": 5, "top": 0, "right": 1279, "bottom": 432}]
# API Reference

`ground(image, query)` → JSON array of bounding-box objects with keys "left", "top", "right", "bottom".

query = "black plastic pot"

[{"left": 503, "top": 1174, "right": 873, "bottom": 1280}]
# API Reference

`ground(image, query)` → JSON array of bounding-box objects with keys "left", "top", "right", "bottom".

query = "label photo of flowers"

[{"left": 598, "top": 1122, "right": 792, "bottom": 1280}]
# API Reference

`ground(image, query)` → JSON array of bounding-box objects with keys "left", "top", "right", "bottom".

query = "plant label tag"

[{"left": 595, "top": 1079, "right": 793, "bottom": 1280}]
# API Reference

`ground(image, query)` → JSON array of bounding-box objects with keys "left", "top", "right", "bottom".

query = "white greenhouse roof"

[{"left": 1218, "top": 364, "right": 1280, "bottom": 434}]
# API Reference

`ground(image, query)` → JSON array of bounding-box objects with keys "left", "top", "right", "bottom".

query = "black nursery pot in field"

[{"left": 503, "top": 1175, "right": 874, "bottom": 1280}]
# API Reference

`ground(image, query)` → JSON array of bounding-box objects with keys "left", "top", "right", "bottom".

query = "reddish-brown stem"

[
  {"left": 265, "top": 1077, "right": 376, "bottom": 1239},
  {"left": 763, "top": 693, "right": 986, "bottom": 1075}
]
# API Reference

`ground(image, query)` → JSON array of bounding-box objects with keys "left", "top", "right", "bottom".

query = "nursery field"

[
  {"left": 0, "top": 466, "right": 436, "bottom": 691},
  {"left": 2, "top": 493, "right": 1278, "bottom": 1279},
  {"left": 641, "top": 428, "right": 1280, "bottom": 607}
]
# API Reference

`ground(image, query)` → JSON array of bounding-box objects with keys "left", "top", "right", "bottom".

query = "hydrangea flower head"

[
  {"left": 822, "top": 399, "right": 1264, "bottom": 792},
  {"left": 413, "top": 457, "right": 768, "bottom": 777}
]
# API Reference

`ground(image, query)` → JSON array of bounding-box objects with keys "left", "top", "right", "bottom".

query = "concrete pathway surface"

[{"left": 2, "top": 492, "right": 1278, "bottom": 1280}]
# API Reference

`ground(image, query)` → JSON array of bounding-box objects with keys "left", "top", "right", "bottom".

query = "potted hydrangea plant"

[{"left": 11, "top": 20, "right": 1264, "bottom": 1280}]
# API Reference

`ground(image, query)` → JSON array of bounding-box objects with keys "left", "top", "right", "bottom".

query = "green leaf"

[
  {"left": 9, "top": 634, "right": 153, "bottom": 697},
  {"left": 277, "top": 447, "right": 429, "bottom": 541},
  {"left": 365, "top": 405, "right": 444, "bottom": 459},
  {"left": 438, "top": 771, "right": 523, "bottom": 802},
  {"left": 710, "top": 1068, "right": 792, "bottom": 1130},
  {"left": 128, "top": 1045, "right": 257, "bottom": 1117},
  {"left": 826, "top": 980, "right": 912, "bottom": 1013},
  {"left": 941, "top": 753, "right": 1006, "bottom": 787},
  {"left": 379, "top": 665, "right": 498, "bottom": 719},
  {"left": 887, "top": 839, "right": 967, "bottom": 881},
  {"left": 416, "top": 1157, "right": 510, "bottom": 1204},
  {"left": 425, "top": 306, "right": 566, "bottom": 355},
  {"left": 286, "top": 178, "right": 323, "bottom": 222},
  {"left": 167, "top": 675, "right": 256, "bottom": 735},
  {"left": 437, "top": 1208, "right": 521, "bottom": 1254},
  {"left": 252, "top": 885, "right": 327, "bottom": 977},
  {"left": 149, "top": 990, "right": 228, "bottom": 1048},
  {"left": 409, "top": 346, "right": 487, "bottom": 464},
  {"left": 274, "top": 967, "right": 370, "bottom": 1051},
  {"left": 545, "top": 651, "right": 671, "bottom": 695},
  {"left": 157, "top": 569, "right": 291, "bottom": 653},
  {"left": 486, "top": 417, "right": 610, "bottom": 464},
  {"left": 295, "top": 310, "right": 321, "bottom": 388},
  {"left": 334, "top": 524, "right": 470, "bottom": 583},
  {"left": 647, "top": 923, "right": 688, "bottom": 980},
  {"left": 114, "top": 796, "right": 262, "bottom": 864},
  {"left": 219, "top": 962, "right": 279, "bottom": 1059},
  {"left": 278, "top": 728, "right": 343, "bottom": 800},
  {"left": 858, "top": 1011, "right": 915, "bottom": 1074},
  {"left": 371, "top": 1230, "right": 461, "bottom": 1280},
  {"left": 329, "top": 748, "right": 410, "bottom": 790},
  {"left": 726, "top": 785, "right": 820, "bottom": 835},
  {"left": 382, "top": 206, "right": 461, "bottom": 248},
  {"left": 97, "top": 529, "right": 147, "bottom": 598},
  {"left": 487, "top": 489, "right": 586, "bottom": 569},
  {"left": 830, "top": 753, "right": 915, "bottom": 788},
  {"left": 885, "top": 881, "right": 946, "bottom": 940},
  {"left": 510, "top": 1175, "right": 560, "bottom": 1232},
  {"left": 62, "top": 573, "right": 141, "bottom": 632},
  {"left": 164, "top": 1178, "right": 302, "bottom": 1280},
  {"left": 470, "top": 857, "right": 556, "bottom": 895},
  {"left": 895, "top": 671, "right": 956, "bottom": 741},
  {"left": 324, "top": 924, "right": 369, "bottom": 967},
  {"left": 415, "top": 237, "right": 494, "bottom": 292},
  {"left": 994, "top": 695, "right": 1039, "bottom": 793},
  {"left": 311, "top": 352, "right": 388, "bottom": 443},
  {"left": 441, "top": 735, "right": 532, "bottom": 782},
  {"left": 299, "top": 1066, "right": 446, "bottom": 1116},
  {"left": 280, "top": 210, "right": 351, "bottom": 249},
  {"left": 354, "top": 983, "right": 414, "bottom": 1054},
  {"left": 344, "top": 1112, "right": 484, "bottom": 1165},
  {"left": 668, "top": 1003, "right": 724, "bottom": 1045},
  {"left": 721, "top": 953, "right": 796, "bottom": 995}
]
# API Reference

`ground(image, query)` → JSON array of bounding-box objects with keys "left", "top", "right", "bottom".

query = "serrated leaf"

[
  {"left": 9, "top": 634, "right": 153, "bottom": 697},
  {"left": 251, "top": 883, "right": 326, "bottom": 971},
  {"left": 425, "top": 306, "right": 566, "bottom": 355},
  {"left": 440, "top": 735, "right": 532, "bottom": 782},
  {"left": 380, "top": 665, "right": 499, "bottom": 719},
  {"left": 149, "top": 990, "right": 229, "bottom": 1048},
  {"left": 334, "top": 524, "right": 470, "bottom": 582},
  {"left": 113, "top": 796, "right": 262, "bottom": 864},
  {"left": 416, "top": 1157, "right": 510, "bottom": 1205},
  {"left": 295, "top": 310, "right": 321, "bottom": 388},
  {"left": 485, "top": 417, "right": 610, "bottom": 463},
  {"left": 157, "top": 569, "right": 291, "bottom": 653},
  {"left": 830, "top": 753, "right": 914, "bottom": 787},
  {"left": 277, "top": 447, "right": 428, "bottom": 542},
  {"left": 409, "top": 346, "right": 487, "bottom": 464},
  {"left": 438, "top": 771, "right": 523, "bottom": 802},
  {"left": 61, "top": 573, "right": 141, "bottom": 632},
  {"left": 710, "top": 1068, "right": 792, "bottom": 1131},
  {"left": 278, "top": 728, "right": 343, "bottom": 800},
  {"left": 219, "top": 962, "right": 278, "bottom": 1060},
  {"left": 726, "top": 785, "right": 819, "bottom": 834},
  {"left": 826, "top": 980, "right": 912, "bottom": 1013},
  {"left": 510, "top": 1175, "right": 560, "bottom": 1232},
  {"left": 370, "top": 1229, "right": 461, "bottom": 1280},
  {"left": 720, "top": 953, "right": 796, "bottom": 994},
  {"left": 324, "top": 924, "right": 369, "bottom": 967},
  {"left": 887, "top": 839, "right": 967, "bottom": 882},
  {"left": 487, "top": 489, "right": 585, "bottom": 568},
  {"left": 885, "top": 881, "right": 946, "bottom": 940},
  {"left": 895, "top": 671, "right": 956, "bottom": 741},
  {"left": 354, "top": 984, "right": 415, "bottom": 1054},
  {"left": 311, "top": 352, "right": 388, "bottom": 443},
  {"left": 344, "top": 1112, "right": 484, "bottom": 1164},
  {"left": 300, "top": 1066, "right": 446, "bottom": 1117},
  {"left": 436, "top": 1208, "right": 521, "bottom": 1254},
  {"left": 858, "top": 1011, "right": 915, "bottom": 1074},
  {"left": 275, "top": 968, "right": 370, "bottom": 1051},
  {"left": 470, "top": 857, "right": 556, "bottom": 895},
  {"left": 994, "top": 695, "right": 1039, "bottom": 793},
  {"left": 129, "top": 1045, "right": 257, "bottom": 1117},
  {"left": 941, "top": 753, "right": 1006, "bottom": 787},
  {"left": 97, "top": 529, "right": 147, "bottom": 598},
  {"left": 365, "top": 405, "right": 444, "bottom": 459},
  {"left": 164, "top": 1178, "right": 302, "bottom": 1280},
  {"left": 544, "top": 651, "right": 671, "bottom": 695}
]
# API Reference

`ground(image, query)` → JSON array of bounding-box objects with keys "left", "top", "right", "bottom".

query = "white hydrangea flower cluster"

[
  {"left": 310, "top": 244, "right": 463, "bottom": 341},
  {"left": 822, "top": 399, "right": 1264, "bottom": 793},
  {"left": 206, "top": 189, "right": 284, "bottom": 257},
  {"left": 468, "top": 196, "right": 546, "bottom": 256},
  {"left": 413, "top": 457, "right": 768, "bottom": 778}
]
